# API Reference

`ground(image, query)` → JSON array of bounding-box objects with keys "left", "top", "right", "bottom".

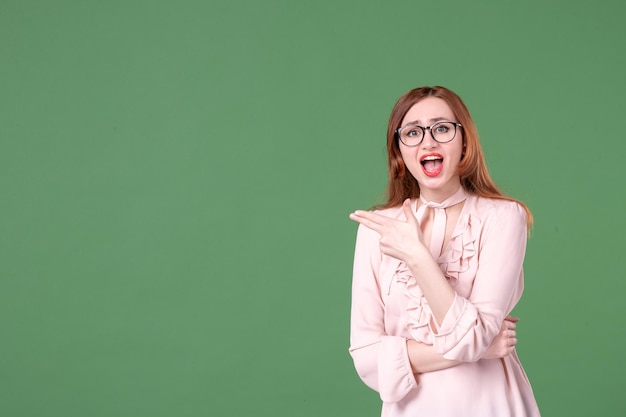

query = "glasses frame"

[{"left": 395, "top": 121, "right": 463, "bottom": 147}]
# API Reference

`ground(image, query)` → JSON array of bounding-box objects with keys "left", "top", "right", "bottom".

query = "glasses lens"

[
  {"left": 432, "top": 122, "right": 457, "bottom": 143},
  {"left": 399, "top": 125, "right": 424, "bottom": 146}
]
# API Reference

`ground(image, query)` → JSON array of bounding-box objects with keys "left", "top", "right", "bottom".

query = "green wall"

[{"left": 1, "top": 0, "right": 624, "bottom": 416}]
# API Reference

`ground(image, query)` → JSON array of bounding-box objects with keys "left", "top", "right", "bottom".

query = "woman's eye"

[
  {"left": 407, "top": 129, "right": 420, "bottom": 137},
  {"left": 435, "top": 125, "right": 449, "bottom": 133}
]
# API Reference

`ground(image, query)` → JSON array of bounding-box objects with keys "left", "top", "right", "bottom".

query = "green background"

[{"left": 1, "top": 0, "right": 624, "bottom": 416}]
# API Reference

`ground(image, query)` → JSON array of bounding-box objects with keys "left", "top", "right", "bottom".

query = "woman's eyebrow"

[{"left": 403, "top": 116, "right": 450, "bottom": 126}]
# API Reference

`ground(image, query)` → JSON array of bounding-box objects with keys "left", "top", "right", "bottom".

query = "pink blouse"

[{"left": 349, "top": 192, "right": 540, "bottom": 416}]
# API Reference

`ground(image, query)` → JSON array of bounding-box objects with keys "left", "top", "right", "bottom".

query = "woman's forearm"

[
  {"left": 406, "top": 339, "right": 460, "bottom": 373},
  {"left": 407, "top": 315, "right": 519, "bottom": 373},
  {"left": 405, "top": 253, "right": 456, "bottom": 327}
]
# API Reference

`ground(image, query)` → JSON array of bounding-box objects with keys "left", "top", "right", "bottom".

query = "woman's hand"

[
  {"left": 482, "top": 316, "right": 519, "bottom": 359},
  {"left": 349, "top": 199, "right": 425, "bottom": 263}
]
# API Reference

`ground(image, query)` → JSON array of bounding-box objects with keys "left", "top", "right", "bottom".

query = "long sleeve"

[
  {"left": 349, "top": 223, "right": 418, "bottom": 402},
  {"left": 430, "top": 201, "right": 528, "bottom": 362}
]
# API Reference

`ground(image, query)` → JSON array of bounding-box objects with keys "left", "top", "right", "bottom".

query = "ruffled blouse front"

[{"left": 396, "top": 209, "right": 481, "bottom": 346}]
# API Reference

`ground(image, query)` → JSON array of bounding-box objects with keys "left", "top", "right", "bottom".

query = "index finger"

[
  {"left": 350, "top": 210, "right": 396, "bottom": 225},
  {"left": 349, "top": 211, "right": 386, "bottom": 233}
]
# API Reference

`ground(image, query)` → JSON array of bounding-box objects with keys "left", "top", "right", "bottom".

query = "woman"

[{"left": 348, "top": 86, "right": 540, "bottom": 416}]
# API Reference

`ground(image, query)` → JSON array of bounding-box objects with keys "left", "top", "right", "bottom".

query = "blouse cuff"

[
  {"left": 377, "top": 336, "right": 418, "bottom": 402},
  {"left": 429, "top": 293, "right": 479, "bottom": 359}
]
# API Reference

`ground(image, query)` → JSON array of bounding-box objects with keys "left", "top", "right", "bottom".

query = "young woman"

[{"left": 348, "top": 86, "right": 540, "bottom": 416}]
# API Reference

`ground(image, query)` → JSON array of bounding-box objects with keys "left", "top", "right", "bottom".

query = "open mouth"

[{"left": 420, "top": 154, "right": 443, "bottom": 177}]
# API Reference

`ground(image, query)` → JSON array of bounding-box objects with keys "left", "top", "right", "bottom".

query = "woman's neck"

[{"left": 419, "top": 183, "right": 463, "bottom": 203}]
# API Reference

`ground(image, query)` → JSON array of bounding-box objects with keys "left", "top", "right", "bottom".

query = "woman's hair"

[{"left": 380, "top": 86, "right": 533, "bottom": 227}]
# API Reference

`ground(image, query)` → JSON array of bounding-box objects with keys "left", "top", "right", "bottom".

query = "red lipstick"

[{"left": 420, "top": 153, "right": 444, "bottom": 177}]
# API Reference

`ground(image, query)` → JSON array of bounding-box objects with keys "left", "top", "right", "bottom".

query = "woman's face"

[{"left": 399, "top": 97, "right": 464, "bottom": 201}]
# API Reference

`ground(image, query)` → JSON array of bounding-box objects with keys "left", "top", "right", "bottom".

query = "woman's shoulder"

[{"left": 467, "top": 194, "right": 527, "bottom": 223}]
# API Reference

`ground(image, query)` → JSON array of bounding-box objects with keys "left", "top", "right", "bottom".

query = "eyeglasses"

[{"left": 396, "top": 121, "right": 462, "bottom": 147}]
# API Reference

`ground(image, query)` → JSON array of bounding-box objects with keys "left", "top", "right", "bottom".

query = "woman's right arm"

[
  {"left": 406, "top": 340, "right": 459, "bottom": 373},
  {"left": 407, "top": 316, "right": 519, "bottom": 373},
  {"left": 349, "top": 224, "right": 419, "bottom": 402}
]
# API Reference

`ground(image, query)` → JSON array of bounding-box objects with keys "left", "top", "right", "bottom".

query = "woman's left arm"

[
  {"left": 424, "top": 201, "right": 528, "bottom": 362},
  {"left": 350, "top": 199, "right": 457, "bottom": 324}
]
